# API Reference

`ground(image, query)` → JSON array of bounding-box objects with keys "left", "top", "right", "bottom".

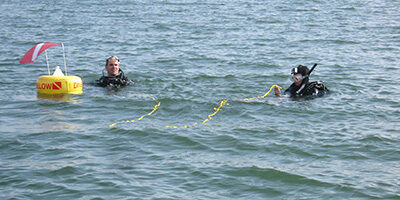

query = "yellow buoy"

[
  {"left": 36, "top": 66, "right": 82, "bottom": 94},
  {"left": 19, "top": 43, "right": 84, "bottom": 96},
  {"left": 36, "top": 76, "right": 82, "bottom": 94},
  {"left": 36, "top": 76, "right": 82, "bottom": 95}
]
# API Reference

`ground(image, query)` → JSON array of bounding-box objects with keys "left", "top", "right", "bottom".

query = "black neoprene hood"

[{"left": 292, "top": 65, "right": 309, "bottom": 76}]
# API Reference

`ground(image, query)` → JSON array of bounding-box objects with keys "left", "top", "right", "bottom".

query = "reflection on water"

[
  {"left": 36, "top": 93, "right": 84, "bottom": 133},
  {"left": 38, "top": 120, "right": 83, "bottom": 133},
  {"left": 38, "top": 109, "right": 84, "bottom": 133},
  {"left": 37, "top": 93, "right": 81, "bottom": 103}
]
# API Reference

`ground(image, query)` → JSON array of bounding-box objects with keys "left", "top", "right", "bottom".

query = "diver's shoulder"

[
  {"left": 308, "top": 80, "right": 329, "bottom": 90},
  {"left": 306, "top": 80, "right": 330, "bottom": 97}
]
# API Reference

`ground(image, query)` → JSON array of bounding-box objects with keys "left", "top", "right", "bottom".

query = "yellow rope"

[
  {"left": 110, "top": 85, "right": 278, "bottom": 128},
  {"left": 202, "top": 99, "right": 228, "bottom": 124},
  {"left": 241, "top": 84, "right": 279, "bottom": 101},
  {"left": 109, "top": 98, "right": 161, "bottom": 128},
  {"left": 165, "top": 99, "right": 228, "bottom": 129}
]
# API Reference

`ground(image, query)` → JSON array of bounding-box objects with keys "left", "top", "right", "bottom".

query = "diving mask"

[{"left": 291, "top": 74, "right": 304, "bottom": 82}]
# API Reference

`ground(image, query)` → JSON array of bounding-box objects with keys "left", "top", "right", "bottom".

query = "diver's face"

[
  {"left": 106, "top": 60, "right": 120, "bottom": 77},
  {"left": 292, "top": 74, "right": 303, "bottom": 86}
]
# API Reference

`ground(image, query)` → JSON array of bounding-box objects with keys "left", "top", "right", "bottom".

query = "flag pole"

[
  {"left": 61, "top": 43, "right": 67, "bottom": 76},
  {"left": 45, "top": 50, "right": 50, "bottom": 75}
]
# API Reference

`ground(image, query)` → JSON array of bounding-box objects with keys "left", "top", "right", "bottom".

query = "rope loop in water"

[{"left": 110, "top": 85, "right": 278, "bottom": 128}]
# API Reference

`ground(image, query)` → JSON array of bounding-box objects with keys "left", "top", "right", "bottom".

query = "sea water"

[{"left": 0, "top": 0, "right": 399, "bottom": 199}]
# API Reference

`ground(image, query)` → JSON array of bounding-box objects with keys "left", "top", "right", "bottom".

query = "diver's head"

[
  {"left": 291, "top": 65, "right": 309, "bottom": 86},
  {"left": 105, "top": 56, "right": 120, "bottom": 77}
]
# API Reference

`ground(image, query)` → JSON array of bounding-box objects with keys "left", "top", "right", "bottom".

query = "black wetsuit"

[
  {"left": 95, "top": 69, "right": 132, "bottom": 87},
  {"left": 284, "top": 80, "right": 329, "bottom": 98}
]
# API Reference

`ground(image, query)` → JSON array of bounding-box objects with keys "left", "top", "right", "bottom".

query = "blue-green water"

[{"left": 1, "top": 0, "right": 399, "bottom": 199}]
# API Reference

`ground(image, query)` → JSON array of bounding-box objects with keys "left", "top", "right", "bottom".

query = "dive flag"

[{"left": 20, "top": 43, "right": 61, "bottom": 64}]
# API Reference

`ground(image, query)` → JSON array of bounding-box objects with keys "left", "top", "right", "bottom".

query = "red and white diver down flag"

[{"left": 20, "top": 43, "right": 61, "bottom": 64}]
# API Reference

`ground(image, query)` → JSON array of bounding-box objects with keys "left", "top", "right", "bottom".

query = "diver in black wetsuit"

[
  {"left": 274, "top": 64, "right": 329, "bottom": 98},
  {"left": 95, "top": 56, "right": 132, "bottom": 87}
]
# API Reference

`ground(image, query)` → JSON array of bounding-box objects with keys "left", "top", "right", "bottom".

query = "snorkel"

[{"left": 308, "top": 63, "right": 318, "bottom": 75}]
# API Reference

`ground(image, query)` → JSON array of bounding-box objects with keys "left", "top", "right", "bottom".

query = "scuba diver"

[
  {"left": 95, "top": 56, "right": 132, "bottom": 87},
  {"left": 274, "top": 64, "right": 329, "bottom": 98}
]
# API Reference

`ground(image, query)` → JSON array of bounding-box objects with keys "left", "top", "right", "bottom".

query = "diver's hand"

[{"left": 274, "top": 85, "right": 281, "bottom": 96}]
